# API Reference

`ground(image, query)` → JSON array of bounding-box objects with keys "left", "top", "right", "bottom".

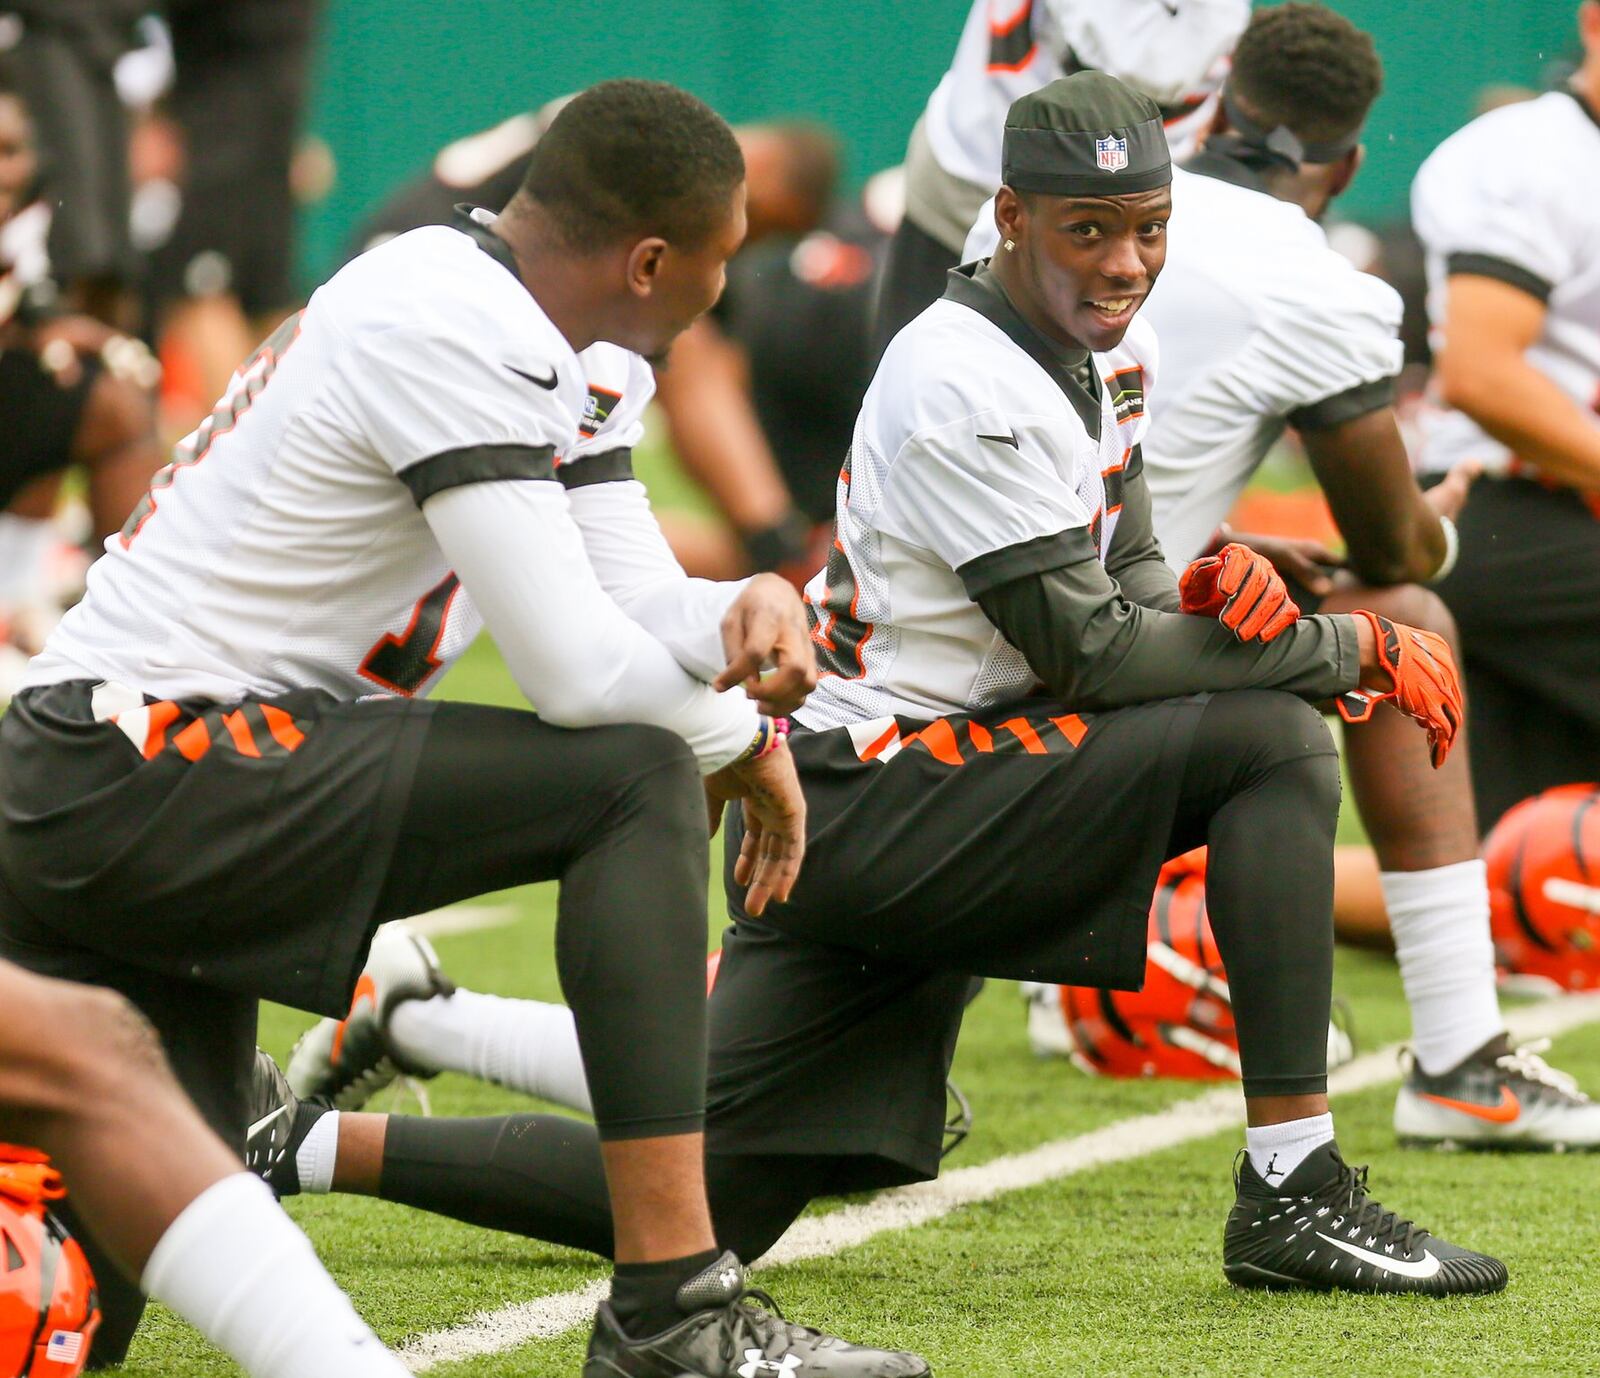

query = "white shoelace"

[{"left": 1495, "top": 1039, "right": 1589, "bottom": 1101}]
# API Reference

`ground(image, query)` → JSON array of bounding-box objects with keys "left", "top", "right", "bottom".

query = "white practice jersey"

[
  {"left": 922, "top": 0, "right": 1248, "bottom": 191},
  {"left": 1411, "top": 89, "right": 1600, "bottom": 478},
  {"left": 0, "top": 201, "right": 52, "bottom": 327},
  {"left": 960, "top": 165, "right": 1402, "bottom": 568},
  {"left": 798, "top": 272, "right": 1155, "bottom": 731},
  {"left": 27, "top": 222, "right": 667, "bottom": 706}
]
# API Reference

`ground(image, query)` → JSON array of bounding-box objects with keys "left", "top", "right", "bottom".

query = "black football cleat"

[
  {"left": 243, "top": 1047, "right": 333, "bottom": 1198},
  {"left": 1223, "top": 1142, "right": 1507, "bottom": 1295},
  {"left": 584, "top": 1251, "right": 930, "bottom": 1377}
]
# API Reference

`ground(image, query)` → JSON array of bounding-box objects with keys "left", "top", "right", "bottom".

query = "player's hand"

[
  {"left": 1223, "top": 527, "right": 1345, "bottom": 599},
  {"left": 704, "top": 741, "right": 806, "bottom": 916},
  {"left": 1422, "top": 460, "right": 1481, "bottom": 522},
  {"left": 714, "top": 572, "right": 818, "bottom": 715},
  {"left": 1178, "top": 541, "right": 1304, "bottom": 643},
  {"left": 1337, "top": 609, "right": 1464, "bottom": 768}
]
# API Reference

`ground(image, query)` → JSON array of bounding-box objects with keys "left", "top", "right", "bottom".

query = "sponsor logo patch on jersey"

[
  {"left": 579, "top": 384, "right": 623, "bottom": 439},
  {"left": 1106, "top": 367, "right": 1144, "bottom": 425},
  {"left": 1096, "top": 136, "right": 1129, "bottom": 172}
]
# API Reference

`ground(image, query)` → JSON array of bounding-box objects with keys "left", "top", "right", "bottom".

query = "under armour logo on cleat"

[{"left": 739, "top": 1354, "right": 803, "bottom": 1377}]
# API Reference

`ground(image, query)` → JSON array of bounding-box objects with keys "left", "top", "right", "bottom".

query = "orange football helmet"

[
  {"left": 1028, "top": 850, "right": 1353, "bottom": 1078},
  {"left": 0, "top": 1148, "right": 99, "bottom": 1378},
  {"left": 1486, "top": 784, "right": 1600, "bottom": 992}
]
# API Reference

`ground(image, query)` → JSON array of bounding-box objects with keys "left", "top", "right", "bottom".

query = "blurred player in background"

[
  {"left": 0, "top": 960, "right": 413, "bottom": 1377},
  {"left": 873, "top": 0, "right": 1249, "bottom": 354},
  {"left": 351, "top": 111, "right": 842, "bottom": 582},
  {"left": 0, "top": 71, "right": 162, "bottom": 680},
  {"left": 1410, "top": 0, "right": 1600, "bottom": 831},
  {"left": 963, "top": 3, "right": 1600, "bottom": 1148}
]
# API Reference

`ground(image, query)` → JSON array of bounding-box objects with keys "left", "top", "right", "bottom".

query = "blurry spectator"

[
  {"left": 147, "top": 0, "right": 321, "bottom": 427},
  {"left": 0, "top": 74, "right": 162, "bottom": 676},
  {"left": 0, "top": 0, "right": 144, "bottom": 327}
]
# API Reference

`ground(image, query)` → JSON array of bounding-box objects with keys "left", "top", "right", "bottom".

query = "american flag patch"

[{"left": 47, "top": 1330, "right": 85, "bottom": 1363}]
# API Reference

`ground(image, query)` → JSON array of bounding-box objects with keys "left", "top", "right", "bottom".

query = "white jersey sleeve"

[
  {"left": 423, "top": 480, "right": 758, "bottom": 773},
  {"left": 1046, "top": 0, "right": 1249, "bottom": 105},
  {"left": 878, "top": 406, "right": 1095, "bottom": 578},
  {"left": 1411, "top": 107, "right": 1579, "bottom": 300},
  {"left": 563, "top": 345, "right": 749, "bottom": 685}
]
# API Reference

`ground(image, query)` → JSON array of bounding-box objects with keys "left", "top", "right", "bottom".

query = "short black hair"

[
  {"left": 1230, "top": 3, "right": 1383, "bottom": 149},
  {"left": 516, "top": 79, "right": 743, "bottom": 251}
]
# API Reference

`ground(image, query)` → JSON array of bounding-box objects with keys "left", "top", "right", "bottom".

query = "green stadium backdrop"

[{"left": 300, "top": 0, "right": 1584, "bottom": 291}]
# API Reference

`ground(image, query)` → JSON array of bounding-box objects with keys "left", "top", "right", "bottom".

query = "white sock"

[
  {"left": 1245, "top": 1112, "right": 1335, "bottom": 1184},
  {"left": 294, "top": 1111, "right": 340, "bottom": 1194},
  {"left": 141, "top": 1172, "right": 407, "bottom": 1377},
  {"left": 1382, "top": 859, "right": 1503, "bottom": 1075},
  {"left": 387, "top": 990, "right": 593, "bottom": 1113}
]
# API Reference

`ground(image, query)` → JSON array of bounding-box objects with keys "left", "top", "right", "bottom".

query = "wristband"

[
  {"left": 1429, "top": 515, "right": 1459, "bottom": 584},
  {"left": 735, "top": 715, "right": 790, "bottom": 764}
]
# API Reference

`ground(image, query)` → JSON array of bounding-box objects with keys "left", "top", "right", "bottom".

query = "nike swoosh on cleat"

[
  {"left": 976, "top": 431, "right": 1019, "bottom": 449},
  {"left": 1314, "top": 1234, "right": 1442, "bottom": 1279},
  {"left": 247, "top": 1104, "right": 289, "bottom": 1140},
  {"left": 1418, "top": 1086, "right": 1521, "bottom": 1123},
  {"left": 505, "top": 364, "right": 559, "bottom": 390}
]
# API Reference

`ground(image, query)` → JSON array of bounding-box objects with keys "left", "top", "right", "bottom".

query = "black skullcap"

[{"left": 1002, "top": 71, "right": 1172, "bottom": 197}]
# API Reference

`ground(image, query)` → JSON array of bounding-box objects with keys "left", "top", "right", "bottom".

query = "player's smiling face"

[
  {"left": 0, "top": 95, "right": 36, "bottom": 226},
  {"left": 997, "top": 185, "right": 1170, "bottom": 352}
]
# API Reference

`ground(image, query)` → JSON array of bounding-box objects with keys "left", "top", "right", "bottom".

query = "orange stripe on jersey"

[
  {"left": 997, "top": 717, "right": 1048, "bottom": 754},
  {"left": 172, "top": 717, "right": 212, "bottom": 762},
  {"left": 1051, "top": 713, "right": 1087, "bottom": 747},
  {"left": 142, "top": 701, "right": 182, "bottom": 759},
  {"left": 967, "top": 719, "right": 994, "bottom": 753},
  {"left": 221, "top": 710, "right": 261, "bottom": 758},
  {"left": 902, "top": 717, "right": 964, "bottom": 766},
  {"left": 260, "top": 705, "right": 306, "bottom": 753}
]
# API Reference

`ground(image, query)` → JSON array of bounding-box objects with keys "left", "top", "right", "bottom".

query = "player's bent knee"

[
  {"left": 1351, "top": 582, "right": 1458, "bottom": 643},
  {"left": 1207, "top": 689, "right": 1336, "bottom": 765},
  {"left": 584, "top": 724, "right": 703, "bottom": 830}
]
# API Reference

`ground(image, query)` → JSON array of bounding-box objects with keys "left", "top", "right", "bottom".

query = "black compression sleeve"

[
  {"left": 975, "top": 559, "right": 1357, "bottom": 710},
  {"left": 381, "top": 1114, "right": 614, "bottom": 1257},
  {"left": 1103, "top": 447, "right": 1181, "bottom": 612}
]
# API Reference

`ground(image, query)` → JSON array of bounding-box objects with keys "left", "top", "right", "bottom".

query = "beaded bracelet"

[{"left": 736, "top": 715, "right": 791, "bottom": 764}]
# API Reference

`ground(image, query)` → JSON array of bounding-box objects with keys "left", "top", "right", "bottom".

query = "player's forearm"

[
  {"left": 978, "top": 561, "right": 1358, "bottom": 710},
  {"left": 1103, "top": 455, "right": 1183, "bottom": 611},
  {"left": 567, "top": 477, "right": 750, "bottom": 681},
  {"left": 425, "top": 482, "right": 758, "bottom": 772},
  {"left": 654, "top": 320, "right": 796, "bottom": 532},
  {"left": 1439, "top": 351, "right": 1600, "bottom": 490}
]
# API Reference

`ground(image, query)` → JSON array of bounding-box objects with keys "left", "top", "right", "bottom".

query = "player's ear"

[
  {"left": 1327, "top": 144, "right": 1364, "bottom": 200},
  {"left": 624, "top": 237, "right": 668, "bottom": 298},
  {"left": 994, "top": 185, "right": 1025, "bottom": 247}
]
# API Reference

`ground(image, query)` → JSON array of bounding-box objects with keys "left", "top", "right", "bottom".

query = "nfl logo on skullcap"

[{"left": 1095, "top": 135, "right": 1129, "bottom": 172}]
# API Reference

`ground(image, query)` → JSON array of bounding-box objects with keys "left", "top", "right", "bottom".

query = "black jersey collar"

[
  {"left": 452, "top": 203, "right": 523, "bottom": 281},
  {"left": 942, "top": 262, "right": 1102, "bottom": 439},
  {"left": 1182, "top": 140, "right": 1277, "bottom": 195}
]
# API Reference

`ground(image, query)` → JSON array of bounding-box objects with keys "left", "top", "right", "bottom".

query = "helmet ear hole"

[
  {"left": 1487, "top": 784, "right": 1600, "bottom": 993},
  {"left": 3, "top": 1230, "right": 22, "bottom": 1272}
]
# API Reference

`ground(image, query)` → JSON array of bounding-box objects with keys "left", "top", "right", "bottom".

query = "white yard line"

[
  {"left": 394, "top": 905, "right": 519, "bottom": 941},
  {"left": 398, "top": 992, "right": 1600, "bottom": 1373}
]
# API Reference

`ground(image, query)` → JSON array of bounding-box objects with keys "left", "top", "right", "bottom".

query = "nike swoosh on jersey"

[
  {"left": 1417, "top": 1086, "right": 1521, "bottom": 1123},
  {"left": 1314, "top": 1233, "right": 1442, "bottom": 1280},
  {"left": 247, "top": 1104, "right": 290, "bottom": 1140},
  {"left": 976, "top": 431, "right": 1020, "bottom": 449},
  {"left": 505, "top": 364, "right": 559, "bottom": 390}
]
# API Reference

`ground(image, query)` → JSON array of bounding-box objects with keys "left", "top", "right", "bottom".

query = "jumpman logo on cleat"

[{"left": 1264, "top": 1153, "right": 1284, "bottom": 1181}]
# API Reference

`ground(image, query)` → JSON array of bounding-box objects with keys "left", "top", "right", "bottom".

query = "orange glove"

[
  {"left": 1178, "top": 542, "right": 1302, "bottom": 643},
  {"left": 1335, "top": 610, "right": 1464, "bottom": 768}
]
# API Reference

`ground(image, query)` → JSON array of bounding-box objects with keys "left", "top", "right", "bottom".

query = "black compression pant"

[{"left": 374, "top": 706, "right": 713, "bottom": 1141}]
